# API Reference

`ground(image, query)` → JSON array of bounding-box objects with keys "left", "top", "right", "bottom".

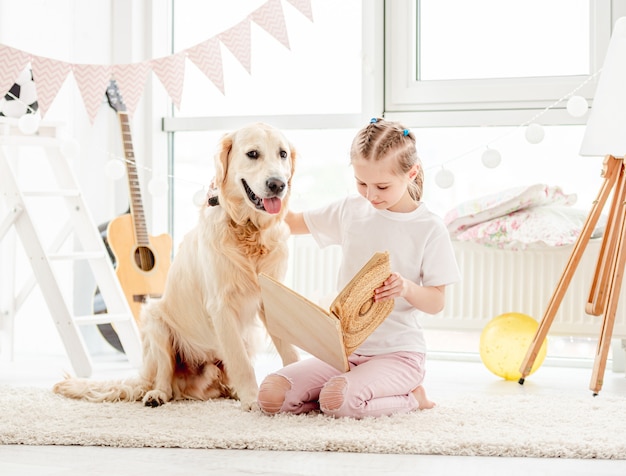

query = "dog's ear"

[
  {"left": 215, "top": 131, "right": 234, "bottom": 186},
  {"left": 287, "top": 142, "right": 297, "bottom": 187}
]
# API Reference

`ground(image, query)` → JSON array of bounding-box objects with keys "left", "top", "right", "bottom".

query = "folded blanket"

[{"left": 445, "top": 184, "right": 606, "bottom": 250}]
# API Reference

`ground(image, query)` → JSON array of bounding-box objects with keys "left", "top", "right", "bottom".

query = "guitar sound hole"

[{"left": 134, "top": 246, "right": 156, "bottom": 271}]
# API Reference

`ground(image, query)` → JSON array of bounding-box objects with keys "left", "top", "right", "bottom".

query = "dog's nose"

[{"left": 266, "top": 177, "right": 286, "bottom": 195}]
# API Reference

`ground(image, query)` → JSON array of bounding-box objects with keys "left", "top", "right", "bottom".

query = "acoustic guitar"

[{"left": 95, "top": 80, "right": 172, "bottom": 352}]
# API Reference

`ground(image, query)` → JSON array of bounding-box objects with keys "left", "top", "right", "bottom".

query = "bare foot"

[{"left": 411, "top": 385, "right": 436, "bottom": 410}]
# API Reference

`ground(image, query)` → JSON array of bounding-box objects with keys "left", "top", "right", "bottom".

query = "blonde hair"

[{"left": 350, "top": 118, "right": 424, "bottom": 202}]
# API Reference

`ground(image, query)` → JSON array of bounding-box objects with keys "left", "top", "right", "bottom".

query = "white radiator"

[
  {"left": 287, "top": 236, "right": 626, "bottom": 338},
  {"left": 286, "top": 236, "right": 341, "bottom": 305}
]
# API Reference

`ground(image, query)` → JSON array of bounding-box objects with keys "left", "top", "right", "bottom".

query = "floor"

[{"left": 2, "top": 347, "right": 626, "bottom": 476}]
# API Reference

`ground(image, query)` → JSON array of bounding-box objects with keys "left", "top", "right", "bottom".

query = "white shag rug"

[{"left": 1, "top": 385, "right": 625, "bottom": 459}]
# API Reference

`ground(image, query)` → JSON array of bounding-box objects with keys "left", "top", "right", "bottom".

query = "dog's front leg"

[
  {"left": 140, "top": 306, "right": 175, "bottom": 407},
  {"left": 212, "top": 305, "right": 260, "bottom": 411}
]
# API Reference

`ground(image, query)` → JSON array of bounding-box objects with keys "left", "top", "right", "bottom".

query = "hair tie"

[
  {"left": 370, "top": 117, "right": 378, "bottom": 124},
  {"left": 403, "top": 129, "right": 409, "bottom": 136}
]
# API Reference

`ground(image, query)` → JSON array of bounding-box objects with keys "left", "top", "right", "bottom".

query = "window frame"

[
  {"left": 161, "top": 0, "right": 383, "bottom": 131},
  {"left": 383, "top": 0, "right": 614, "bottom": 127}
]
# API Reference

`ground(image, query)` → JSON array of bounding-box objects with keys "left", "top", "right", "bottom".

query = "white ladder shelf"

[{"left": 0, "top": 120, "right": 142, "bottom": 377}]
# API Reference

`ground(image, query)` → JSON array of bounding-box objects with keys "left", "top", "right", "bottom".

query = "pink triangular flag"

[
  {"left": 219, "top": 20, "right": 252, "bottom": 74},
  {"left": 250, "top": 0, "right": 290, "bottom": 50},
  {"left": 30, "top": 55, "right": 71, "bottom": 118},
  {"left": 72, "top": 64, "right": 112, "bottom": 124},
  {"left": 186, "top": 37, "right": 225, "bottom": 95},
  {"left": 285, "top": 0, "right": 314, "bottom": 22},
  {"left": 112, "top": 62, "right": 150, "bottom": 118},
  {"left": 0, "top": 45, "right": 30, "bottom": 97},
  {"left": 151, "top": 52, "right": 186, "bottom": 110}
]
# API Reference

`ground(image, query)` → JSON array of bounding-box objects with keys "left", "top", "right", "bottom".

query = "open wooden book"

[{"left": 259, "top": 251, "right": 394, "bottom": 372}]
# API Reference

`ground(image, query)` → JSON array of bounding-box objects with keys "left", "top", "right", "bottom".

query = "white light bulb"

[
  {"left": 18, "top": 113, "right": 40, "bottom": 135},
  {"left": 525, "top": 123, "right": 545, "bottom": 144},
  {"left": 148, "top": 177, "right": 168, "bottom": 197},
  {"left": 435, "top": 168, "right": 455, "bottom": 189},
  {"left": 193, "top": 189, "right": 207, "bottom": 206},
  {"left": 481, "top": 148, "right": 501, "bottom": 168},
  {"left": 566, "top": 95, "right": 588, "bottom": 117}
]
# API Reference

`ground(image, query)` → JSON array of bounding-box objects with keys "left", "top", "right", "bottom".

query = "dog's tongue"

[{"left": 263, "top": 197, "right": 282, "bottom": 214}]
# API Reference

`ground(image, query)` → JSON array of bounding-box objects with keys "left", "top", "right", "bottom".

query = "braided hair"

[{"left": 350, "top": 118, "right": 424, "bottom": 202}]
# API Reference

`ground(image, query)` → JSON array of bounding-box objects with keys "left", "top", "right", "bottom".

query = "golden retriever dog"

[{"left": 53, "top": 123, "right": 300, "bottom": 410}]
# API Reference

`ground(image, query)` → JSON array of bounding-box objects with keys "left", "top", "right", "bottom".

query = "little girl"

[{"left": 257, "top": 118, "right": 460, "bottom": 419}]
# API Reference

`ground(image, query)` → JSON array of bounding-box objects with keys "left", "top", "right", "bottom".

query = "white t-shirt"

[{"left": 304, "top": 194, "right": 461, "bottom": 354}]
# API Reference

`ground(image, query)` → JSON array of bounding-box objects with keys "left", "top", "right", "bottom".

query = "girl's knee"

[
  {"left": 257, "top": 374, "right": 291, "bottom": 415},
  {"left": 319, "top": 377, "right": 347, "bottom": 413}
]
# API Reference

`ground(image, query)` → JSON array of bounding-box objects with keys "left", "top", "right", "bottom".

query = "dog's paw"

[
  {"left": 240, "top": 399, "right": 259, "bottom": 412},
  {"left": 143, "top": 390, "right": 169, "bottom": 407}
]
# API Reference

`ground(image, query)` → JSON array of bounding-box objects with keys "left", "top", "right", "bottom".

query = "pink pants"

[{"left": 261, "top": 351, "right": 426, "bottom": 419}]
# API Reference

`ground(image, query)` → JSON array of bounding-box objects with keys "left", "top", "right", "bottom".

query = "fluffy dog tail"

[{"left": 52, "top": 376, "right": 151, "bottom": 403}]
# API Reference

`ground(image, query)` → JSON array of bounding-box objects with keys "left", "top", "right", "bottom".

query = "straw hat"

[{"left": 330, "top": 251, "right": 394, "bottom": 355}]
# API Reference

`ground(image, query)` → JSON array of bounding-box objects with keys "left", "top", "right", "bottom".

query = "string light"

[
  {"left": 566, "top": 95, "right": 589, "bottom": 117},
  {"left": 4, "top": 90, "right": 41, "bottom": 135},
  {"left": 105, "top": 154, "right": 207, "bottom": 202},
  {"left": 435, "top": 167, "right": 455, "bottom": 189},
  {"left": 105, "top": 158, "right": 126, "bottom": 180},
  {"left": 2, "top": 91, "right": 199, "bottom": 201},
  {"left": 148, "top": 176, "right": 169, "bottom": 197},
  {"left": 17, "top": 113, "right": 40, "bottom": 135},
  {"left": 7, "top": 88, "right": 598, "bottom": 195},
  {"left": 481, "top": 147, "right": 501, "bottom": 168},
  {"left": 525, "top": 123, "right": 545, "bottom": 144},
  {"left": 426, "top": 70, "right": 602, "bottom": 189},
  {"left": 193, "top": 188, "right": 208, "bottom": 206}
]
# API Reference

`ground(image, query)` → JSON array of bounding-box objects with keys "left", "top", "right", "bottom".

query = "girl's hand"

[
  {"left": 374, "top": 272, "right": 406, "bottom": 302},
  {"left": 373, "top": 272, "right": 446, "bottom": 314}
]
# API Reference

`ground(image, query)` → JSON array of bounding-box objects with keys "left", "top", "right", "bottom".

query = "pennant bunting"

[
  {"left": 0, "top": 0, "right": 313, "bottom": 123},
  {"left": 30, "top": 56, "right": 71, "bottom": 118},
  {"left": 186, "top": 37, "right": 225, "bottom": 95},
  {"left": 251, "top": 0, "right": 290, "bottom": 50},
  {"left": 151, "top": 52, "right": 186, "bottom": 110},
  {"left": 285, "top": 0, "right": 314, "bottom": 22},
  {"left": 72, "top": 63, "right": 112, "bottom": 124},
  {"left": 0, "top": 45, "right": 30, "bottom": 98},
  {"left": 219, "top": 19, "right": 252, "bottom": 74},
  {"left": 112, "top": 62, "right": 151, "bottom": 118}
]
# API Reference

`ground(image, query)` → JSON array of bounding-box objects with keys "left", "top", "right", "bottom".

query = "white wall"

[{"left": 0, "top": 0, "right": 170, "bottom": 358}]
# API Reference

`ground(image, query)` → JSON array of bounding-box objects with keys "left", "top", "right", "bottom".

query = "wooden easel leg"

[
  {"left": 590, "top": 163, "right": 626, "bottom": 394},
  {"left": 518, "top": 156, "right": 621, "bottom": 384},
  {"left": 587, "top": 162, "right": 626, "bottom": 316}
]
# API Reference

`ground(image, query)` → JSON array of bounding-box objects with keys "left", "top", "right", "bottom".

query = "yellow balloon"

[{"left": 479, "top": 312, "right": 547, "bottom": 381}]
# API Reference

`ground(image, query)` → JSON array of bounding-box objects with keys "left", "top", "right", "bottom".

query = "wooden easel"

[{"left": 519, "top": 154, "right": 626, "bottom": 395}]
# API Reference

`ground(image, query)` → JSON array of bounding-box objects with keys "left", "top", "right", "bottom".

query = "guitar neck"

[{"left": 118, "top": 111, "right": 150, "bottom": 246}]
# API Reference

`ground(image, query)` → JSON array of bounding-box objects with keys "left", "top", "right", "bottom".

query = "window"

[
  {"left": 164, "top": 1, "right": 622, "bottom": 365},
  {"left": 418, "top": 0, "right": 590, "bottom": 81},
  {"left": 384, "top": 0, "right": 612, "bottom": 127},
  {"left": 167, "top": 0, "right": 366, "bottom": 248},
  {"left": 172, "top": 0, "right": 362, "bottom": 117}
]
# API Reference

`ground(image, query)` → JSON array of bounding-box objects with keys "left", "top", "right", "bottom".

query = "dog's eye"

[
  {"left": 279, "top": 150, "right": 288, "bottom": 159},
  {"left": 247, "top": 150, "right": 259, "bottom": 159}
]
